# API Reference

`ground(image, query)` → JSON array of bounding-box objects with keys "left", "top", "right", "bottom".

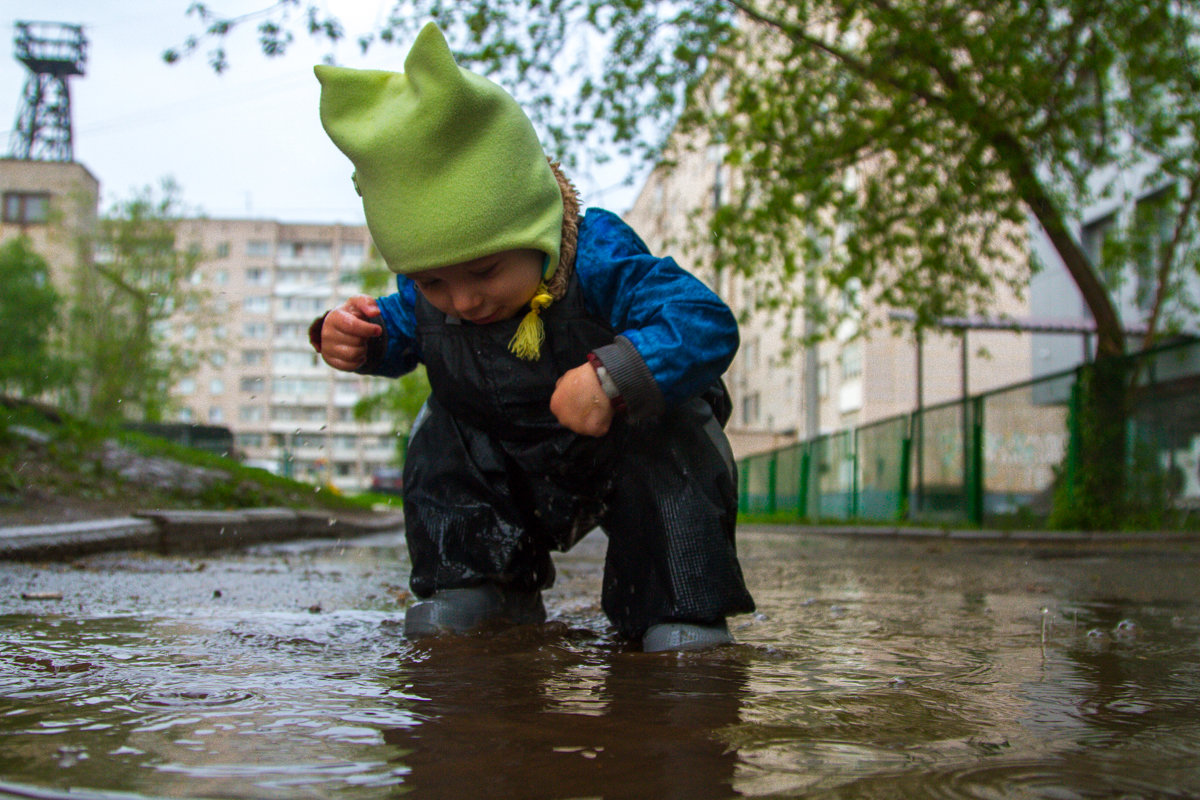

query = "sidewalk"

[
  {"left": 742, "top": 521, "right": 1200, "bottom": 544},
  {"left": 3, "top": 511, "right": 1197, "bottom": 561},
  {"left": 0, "top": 507, "right": 405, "bottom": 560}
]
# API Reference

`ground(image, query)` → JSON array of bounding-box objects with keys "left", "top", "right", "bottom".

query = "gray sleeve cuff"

[{"left": 592, "top": 336, "right": 664, "bottom": 421}]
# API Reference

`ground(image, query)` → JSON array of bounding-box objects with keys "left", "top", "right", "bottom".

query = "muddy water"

[{"left": 1, "top": 526, "right": 1198, "bottom": 799}]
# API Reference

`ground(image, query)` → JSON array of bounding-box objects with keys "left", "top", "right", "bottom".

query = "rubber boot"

[
  {"left": 642, "top": 619, "right": 732, "bottom": 652},
  {"left": 403, "top": 585, "right": 546, "bottom": 639}
]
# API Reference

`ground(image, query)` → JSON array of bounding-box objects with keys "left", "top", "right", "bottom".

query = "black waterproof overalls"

[{"left": 401, "top": 274, "right": 755, "bottom": 639}]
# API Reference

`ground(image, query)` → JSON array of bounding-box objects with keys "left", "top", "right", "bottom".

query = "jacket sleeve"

[
  {"left": 575, "top": 209, "right": 738, "bottom": 418},
  {"left": 356, "top": 277, "right": 423, "bottom": 378}
]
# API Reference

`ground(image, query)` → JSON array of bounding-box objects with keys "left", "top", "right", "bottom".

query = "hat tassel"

[{"left": 508, "top": 283, "right": 553, "bottom": 360}]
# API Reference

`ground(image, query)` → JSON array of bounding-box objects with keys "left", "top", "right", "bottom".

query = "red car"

[{"left": 370, "top": 468, "right": 404, "bottom": 495}]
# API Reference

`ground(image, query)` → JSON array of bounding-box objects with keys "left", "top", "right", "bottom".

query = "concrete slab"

[{"left": 0, "top": 517, "right": 159, "bottom": 559}]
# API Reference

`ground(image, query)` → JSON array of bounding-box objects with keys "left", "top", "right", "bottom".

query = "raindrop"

[{"left": 1114, "top": 619, "right": 1140, "bottom": 637}]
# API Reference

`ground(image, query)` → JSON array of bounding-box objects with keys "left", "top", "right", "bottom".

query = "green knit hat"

[{"left": 315, "top": 22, "right": 563, "bottom": 278}]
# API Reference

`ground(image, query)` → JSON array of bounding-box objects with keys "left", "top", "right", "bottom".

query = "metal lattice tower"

[{"left": 8, "top": 21, "right": 87, "bottom": 162}]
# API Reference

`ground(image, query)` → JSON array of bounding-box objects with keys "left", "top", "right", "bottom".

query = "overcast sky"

[{"left": 1, "top": 1, "right": 640, "bottom": 224}]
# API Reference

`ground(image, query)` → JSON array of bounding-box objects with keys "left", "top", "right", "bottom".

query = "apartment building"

[
  {"left": 622, "top": 151, "right": 1032, "bottom": 460},
  {"left": 0, "top": 157, "right": 402, "bottom": 491},
  {"left": 173, "top": 218, "right": 398, "bottom": 491},
  {"left": 0, "top": 158, "right": 98, "bottom": 283}
]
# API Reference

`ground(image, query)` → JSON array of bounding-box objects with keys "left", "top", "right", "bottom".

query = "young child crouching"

[{"left": 309, "top": 23, "right": 754, "bottom": 651}]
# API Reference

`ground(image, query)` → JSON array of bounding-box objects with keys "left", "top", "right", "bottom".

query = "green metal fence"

[{"left": 737, "top": 339, "right": 1200, "bottom": 525}]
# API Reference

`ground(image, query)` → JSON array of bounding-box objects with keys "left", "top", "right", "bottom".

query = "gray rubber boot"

[
  {"left": 403, "top": 585, "right": 546, "bottom": 639},
  {"left": 642, "top": 620, "right": 732, "bottom": 652}
]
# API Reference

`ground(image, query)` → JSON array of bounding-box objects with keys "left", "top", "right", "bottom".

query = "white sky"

[{"left": 0, "top": 1, "right": 640, "bottom": 223}]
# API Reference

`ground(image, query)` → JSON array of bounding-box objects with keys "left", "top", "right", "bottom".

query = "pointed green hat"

[{"left": 315, "top": 23, "right": 563, "bottom": 276}]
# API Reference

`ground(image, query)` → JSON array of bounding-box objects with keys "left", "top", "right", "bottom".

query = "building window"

[
  {"left": 280, "top": 296, "right": 324, "bottom": 313},
  {"left": 236, "top": 432, "right": 264, "bottom": 447},
  {"left": 1081, "top": 213, "right": 1115, "bottom": 272},
  {"left": 275, "top": 323, "right": 305, "bottom": 339},
  {"left": 240, "top": 405, "right": 265, "bottom": 422},
  {"left": 282, "top": 241, "right": 333, "bottom": 264},
  {"left": 243, "top": 295, "right": 270, "bottom": 314},
  {"left": 1133, "top": 186, "right": 1175, "bottom": 312},
  {"left": 741, "top": 392, "right": 760, "bottom": 426},
  {"left": 840, "top": 343, "right": 863, "bottom": 381},
  {"left": 242, "top": 349, "right": 265, "bottom": 366},
  {"left": 246, "top": 240, "right": 272, "bottom": 257},
  {"left": 243, "top": 322, "right": 268, "bottom": 339},
  {"left": 245, "top": 268, "right": 270, "bottom": 286},
  {"left": 209, "top": 378, "right": 224, "bottom": 395},
  {"left": 240, "top": 377, "right": 265, "bottom": 393},
  {"left": 215, "top": 241, "right": 231, "bottom": 258},
  {"left": 2, "top": 192, "right": 50, "bottom": 224},
  {"left": 276, "top": 349, "right": 317, "bottom": 369},
  {"left": 208, "top": 407, "right": 225, "bottom": 423}
]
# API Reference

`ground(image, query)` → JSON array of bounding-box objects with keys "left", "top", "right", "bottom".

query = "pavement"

[
  {"left": 2, "top": 509, "right": 1198, "bottom": 561},
  {"left": 743, "top": 522, "right": 1200, "bottom": 545},
  {"left": 0, "top": 507, "right": 406, "bottom": 560}
]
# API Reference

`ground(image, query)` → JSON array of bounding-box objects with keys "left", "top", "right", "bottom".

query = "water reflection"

[
  {"left": 384, "top": 627, "right": 747, "bottom": 799},
  {"left": 0, "top": 531, "right": 1198, "bottom": 798}
]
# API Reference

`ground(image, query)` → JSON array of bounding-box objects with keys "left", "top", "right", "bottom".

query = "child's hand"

[
  {"left": 550, "top": 363, "right": 615, "bottom": 437},
  {"left": 319, "top": 295, "right": 383, "bottom": 371}
]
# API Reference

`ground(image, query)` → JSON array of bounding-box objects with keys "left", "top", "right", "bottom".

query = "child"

[{"left": 310, "top": 22, "right": 755, "bottom": 651}]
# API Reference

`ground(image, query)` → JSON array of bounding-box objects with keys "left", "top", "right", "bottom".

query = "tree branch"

[{"left": 1142, "top": 170, "right": 1200, "bottom": 350}]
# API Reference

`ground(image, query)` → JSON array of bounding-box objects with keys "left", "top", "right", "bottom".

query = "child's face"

[{"left": 410, "top": 249, "right": 545, "bottom": 325}]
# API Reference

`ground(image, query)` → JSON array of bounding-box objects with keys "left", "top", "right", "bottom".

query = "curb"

[
  {"left": 741, "top": 522, "right": 1200, "bottom": 545},
  {"left": 0, "top": 507, "right": 405, "bottom": 560}
]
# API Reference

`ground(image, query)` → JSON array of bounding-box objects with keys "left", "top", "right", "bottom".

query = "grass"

[{"left": 1, "top": 395, "right": 399, "bottom": 520}]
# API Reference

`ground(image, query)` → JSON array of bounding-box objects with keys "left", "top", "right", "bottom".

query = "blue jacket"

[{"left": 364, "top": 208, "right": 739, "bottom": 418}]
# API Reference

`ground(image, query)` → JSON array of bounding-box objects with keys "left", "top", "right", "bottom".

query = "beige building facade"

[
  {"left": 622, "top": 151, "right": 1033, "bottom": 461},
  {"left": 0, "top": 158, "right": 98, "bottom": 283},
  {"left": 172, "top": 218, "right": 397, "bottom": 491},
  {"left": 0, "top": 158, "right": 399, "bottom": 492}
]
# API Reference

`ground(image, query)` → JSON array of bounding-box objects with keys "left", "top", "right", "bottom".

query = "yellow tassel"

[{"left": 508, "top": 282, "right": 553, "bottom": 360}]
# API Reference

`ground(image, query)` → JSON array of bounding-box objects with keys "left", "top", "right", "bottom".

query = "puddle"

[{"left": 1, "top": 528, "right": 1198, "bottom": 798}]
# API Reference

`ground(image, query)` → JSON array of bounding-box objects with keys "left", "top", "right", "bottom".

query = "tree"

[
  {"left": 65, "top": 180, "right": 208, "bottom": 423},
  {"left": 171, "top": 1, "right": 1200, "bottom": 525},
  {"left": 0, "top": 237, "right": 74, "bottom": 398}
]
